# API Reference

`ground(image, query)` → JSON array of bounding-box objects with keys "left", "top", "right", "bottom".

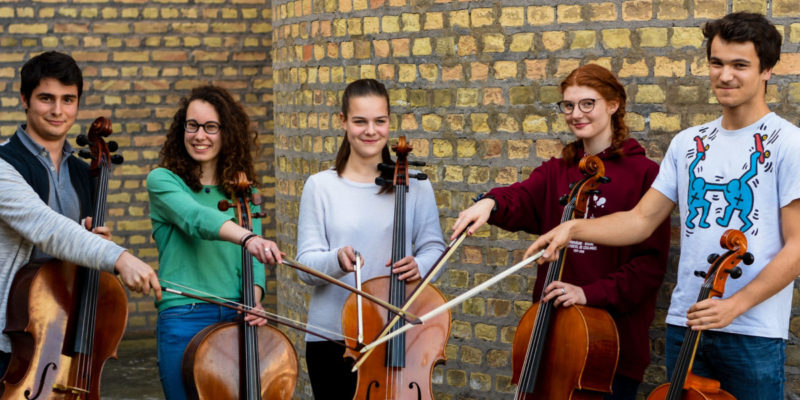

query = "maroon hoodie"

[{"left": 486, "top": 138, "right": 670, "bottom": 382}]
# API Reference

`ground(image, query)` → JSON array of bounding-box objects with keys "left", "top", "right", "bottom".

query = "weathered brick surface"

[
  {"left": 2, "top": 0, "right": 800, "bottom": 398},
  {"left": 0, "top": 0, "right": 276, "bottom": 343},
  {"left": 272, "top": 0, "right": 800, "bottom": 398}
]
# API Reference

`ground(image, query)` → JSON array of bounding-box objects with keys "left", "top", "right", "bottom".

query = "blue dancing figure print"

[
  {"left": 686, "top": 136, "right": 723, "bottom": 229},
  {"left": 685, "top": 133, "right": 768, "bottom": 233},
  {"left": 714, "top": 133, "right": 768, "bottom": 232}
]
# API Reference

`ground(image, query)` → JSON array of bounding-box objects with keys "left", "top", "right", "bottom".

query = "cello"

[
  {"left": 646, "top": 229, "right": 750, "bottom": 400},
  {"left": 1, "top": 117, "right": 128, "bottom": 400},
  {"left": 341, "top": 136, "right": 450, "bottom": 400},
  {"left": 181, "top": 172, "right": 298, "bottom": 400},
  {"left": 511, "top": 155, "right": 619, "bottom": 399}
]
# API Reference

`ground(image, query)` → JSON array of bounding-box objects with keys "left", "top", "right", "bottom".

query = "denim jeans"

[
  {"left": 305, "top": 340, "right": 356, "bottom": 400},
  {"left": 604, "top": 374, "right": 640, "bottom": 400},
  {"left": 157, "top": 303, "right": 238, "bottom": 400},
  {"left": 665, "top": 324, "right": 785, "bottom": 400},
  {"left": 0, "top": 350, "right": 10, "bottom": 377}
]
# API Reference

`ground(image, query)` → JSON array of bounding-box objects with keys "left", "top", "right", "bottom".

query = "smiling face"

[
  {"left": 183, "top": 99, "right": 223, "bottom": 177},
  {"left": 561, "top": 85, "right": 618, "bottom": 150},
  {"left": 22, "top": 77, "right": 79, "bottom": 145},
  {"left": 340, "top": 95, "right": 390, "bottom": 164},
  {"left": 708, "top": 36, "right": 771, "bottom": 112}
]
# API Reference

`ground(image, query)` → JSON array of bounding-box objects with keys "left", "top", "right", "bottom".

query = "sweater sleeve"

[
  {"left": 296, "top": 174, "right": 348, "bottom": 285},
  {"left": 580, "top": 165, "right": 671, "bottom": 312},
  {"left": 146, "top": 168, "right": 232, "bottom": 241},
  {"left": 485, "top": 162, "right": 549, "bottom": 234},
  {"left": 410, "top": 179, "right": 446, "bottom": 278},
  {"left": 0, "top": 159, "right": 123, "bottom": 272}
]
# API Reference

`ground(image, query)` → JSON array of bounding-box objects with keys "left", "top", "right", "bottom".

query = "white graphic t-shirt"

[{"left": 652, "top": 112, "right": 800, "bottom": 339}]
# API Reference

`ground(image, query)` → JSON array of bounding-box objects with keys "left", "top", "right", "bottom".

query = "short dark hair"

[
  {"left": 703, "top": 12, "right": 781, "bottom": 72},
  {"left": 20, "top": 51, "right": 83, "bottom": 103}
]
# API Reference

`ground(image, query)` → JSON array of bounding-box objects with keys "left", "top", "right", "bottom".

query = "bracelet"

[{"left": 240, "top": 233, "right": 258, "bottom": 247}]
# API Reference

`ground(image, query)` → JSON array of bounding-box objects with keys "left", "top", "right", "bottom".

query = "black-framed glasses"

[
  {"left": 185, "top": 119, "right": 221, "bottom": 134},
  {"left": 556, "top": 98, "right": 597, "bottom": 114}
]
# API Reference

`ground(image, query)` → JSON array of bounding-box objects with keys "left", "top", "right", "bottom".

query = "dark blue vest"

[{"left": 0, "top": 133, "right": 93, "bottom": 220}]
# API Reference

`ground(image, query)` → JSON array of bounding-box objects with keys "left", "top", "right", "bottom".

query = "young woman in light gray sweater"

[{"left": 296, "top": 79, "right": 445, "bottom": 399}]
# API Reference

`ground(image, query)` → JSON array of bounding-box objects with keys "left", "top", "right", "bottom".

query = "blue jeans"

[
  {"left": 604, "top": 374, "right": 640, "bottom": 400},
  {"left": 0, "top": 350, "right": 10, "bottom": 377},
  {"left": 665, "top": 324, "right": 785, "bottom": 400},
  {"left": 157, "top": 303, "right": 238, "bottom": 400}
]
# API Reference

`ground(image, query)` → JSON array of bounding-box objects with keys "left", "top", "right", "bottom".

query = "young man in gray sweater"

[{"left": 0, "top": 51, "right": 161, "bottom": 375}]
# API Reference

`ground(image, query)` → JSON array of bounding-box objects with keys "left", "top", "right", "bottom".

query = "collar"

[{"left": 16, "top": 124, "right": 74, "bottom": 158}]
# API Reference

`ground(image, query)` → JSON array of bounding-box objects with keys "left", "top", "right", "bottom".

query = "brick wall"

[
  {"left": 2, "top": 0, "right": 800, "bottom": 398},
  {"left": 272, "top": 0, "right": 800, "bottom": 398},
  {"left": 0, "top": 0, "right": 275, "bottom": 334}
]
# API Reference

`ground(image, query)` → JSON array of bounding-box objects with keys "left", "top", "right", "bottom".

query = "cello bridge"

[{"left": 52, "top": 383, "right": 90, "bottom": 396}]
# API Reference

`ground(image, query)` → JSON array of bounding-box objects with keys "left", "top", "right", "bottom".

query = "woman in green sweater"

[{"left": 146, "top": 85, "right": 282, "bottom": 400}]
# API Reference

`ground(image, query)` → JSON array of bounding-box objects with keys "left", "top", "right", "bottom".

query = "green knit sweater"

[{"left": 147, "top": 168, "right": 266, "bottom": 312}]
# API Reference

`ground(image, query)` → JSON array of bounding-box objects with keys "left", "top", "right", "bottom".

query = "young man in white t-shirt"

[{"left": 526, "top": 12, "right": 800, "bottom": 399}]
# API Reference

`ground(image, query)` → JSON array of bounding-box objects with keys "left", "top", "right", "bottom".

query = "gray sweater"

[
  {"left": 0, "top": 158, "right": 124, "bottom": 352},
  {"left": 296, "top": 169, "right": 445, "bottom": 342}
]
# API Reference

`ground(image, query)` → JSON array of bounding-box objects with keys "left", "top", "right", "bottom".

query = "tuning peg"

[
  {"left": 377, "top": 163, "right": 394, "bottom": 172},
  {"left": 409, "top": 161, "right": 426, "bottom": 167},
  {"left": 586, "top": 189, "right": 601, "bottom": 195},
  {"left": 568, "top": 182, "right": 575, "bottom": 189},
  {"left": 78, "top": 149, "right": 92, "bottom": 159},
  {"left": 694, "top": 270, "right": 707, "bottom": 278},
  {"left": 410, "top": 172, "right": 427, "bottom": 181},
  {"left": 740, "top": 252, "right": 754, "bottom": 265},
  {"left": 108, "top": 141, "right": 119, "bottom": 152},
  {"left": 252, "top": 212, "right": 266, "bottom": 218},
  {"left": 375, "top": 177, "right": 389, "bottom": 186},
  {"left": 76, "top": 134, "right": 89, "bottom": 147},
  {"left": 598, "top": 176, "right": 611, "bottom": 184},
  {"left": 111, "top": 154, "right": 123, "bottom": 164},
  {"left": 218, "top": 199, "right": 231, "bottom": 211},
  {"left": 559, "top": 195, "right": 568, "bottom": 206},
  {"left": 706, "top": 253, "right": 719, "bottom": 264},
  {"left": 725, "top": 266, "right": 743, "bottom": 279}
]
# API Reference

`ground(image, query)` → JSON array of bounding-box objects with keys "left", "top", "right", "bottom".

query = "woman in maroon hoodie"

[{"left": 452, "top": 64, "right": 670, "bottom": 399}]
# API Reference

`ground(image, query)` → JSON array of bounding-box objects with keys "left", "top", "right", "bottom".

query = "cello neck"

[
  {"left": 228, "top": 175, "right": 262, "bottom": 400},
  {"left": 663, "top": 230, "right": 751, "bottom": 400},
  {"left": 72, "top": 117, "right": 117, "bottom": 357}
]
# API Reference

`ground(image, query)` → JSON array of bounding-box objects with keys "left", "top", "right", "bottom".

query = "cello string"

[
  {"left": 517, "top": 197, "right": 576, "bottom": 396},
  {"left": 78, "top": 160, "right": 109, "bottom": 392}
]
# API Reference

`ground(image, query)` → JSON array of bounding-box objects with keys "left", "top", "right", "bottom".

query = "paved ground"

[{"left": 100, "top": 338, "right": 164, "bottom": 400}]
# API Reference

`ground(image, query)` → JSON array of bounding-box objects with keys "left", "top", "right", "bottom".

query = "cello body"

[
  {"left": 342, "top": 277, "right": 449, "bottom": 400},
  {"left": 1, "top": 262, "right": 126, "bottom": 400},
  {"left": 182, "top": 322, "right": 298, "bottom": 400},
  {"left": 512, "top": 302, "right": 618, "bottom": 400},
  {"left": 181, "top": 172, "right": 298, "bottom": 400},
  {"left": 648, "top": 378, "right": 735, "bottom": 400},
  {"left": 511, "top": 156, "right": 619, "bottom": 399}
]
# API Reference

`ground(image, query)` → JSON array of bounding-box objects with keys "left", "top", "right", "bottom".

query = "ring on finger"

[{"left": 561, "top": 287, "right": 567, "bottom": 295}]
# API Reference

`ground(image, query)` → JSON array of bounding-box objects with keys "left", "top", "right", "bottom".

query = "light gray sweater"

[
  {"left": 296, "top": 169, "right": 445, "bottom": 342},
  {"left": 0, "top": 158, "right": 124, "bottom": 352}
]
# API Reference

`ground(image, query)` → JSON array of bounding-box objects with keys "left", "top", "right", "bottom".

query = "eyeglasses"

[
  {"left": 556, "top": 98, "right": 597, "bottom": 114},
  {"left": 185, "top": 120, "right": 221, "bottom": 134}
]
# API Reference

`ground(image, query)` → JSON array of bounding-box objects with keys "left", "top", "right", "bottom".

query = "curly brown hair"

[
  {"left": 159, "top": 85, "right": 258, "bottom": 195},
  {"left": 559, "top": 64, "right": 629, "bottom": 166}
]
